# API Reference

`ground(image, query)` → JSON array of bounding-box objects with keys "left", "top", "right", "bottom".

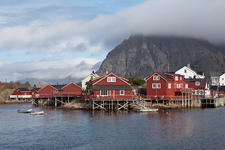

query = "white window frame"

[
  {"left": 175, "top": 76, "right": 178, "bottom": 81},
  {"left": 120, "top": 90, "right": 125, "bottom": 95},
  {"left": 107, "top": 77, "right": 116, "bottom": 82},
  {"left": 195, "top": 81, "right": 200, "bottom": 86},
  {"left": 152, "top": 83, "right": 161, "bottom": 89},
  {"left": 185, "top": 84, "right": 188, "bottom": 89},
  {"left": 100, "top": 90, "right": 108, "bottom": 96},
  {"left": 168, "top": 83, "right": 171, "bottom": 89},
  {"left": 153, "top": 75, "right": 160, "bottom": 81}
]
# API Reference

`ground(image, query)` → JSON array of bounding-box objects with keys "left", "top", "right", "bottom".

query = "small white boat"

[
  {"left": 30, "top": 111, "right": 44, "bottom": 115},
  {"left": 17, "top": 109, "right": 33, "bottom": 113},
  {"left": 140, "top": 107, "right": 158, "bottom": 112}
]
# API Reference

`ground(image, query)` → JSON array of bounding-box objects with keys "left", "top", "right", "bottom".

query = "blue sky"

[{"left": 0, "top": 0, "right": 224, "bottom": 82}]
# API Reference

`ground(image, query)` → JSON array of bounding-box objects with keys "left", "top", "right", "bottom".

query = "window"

[
  {"left": 153, "top": 75, "right": 160, "bottom": 81},
  {"left": 157, "top": 84, "right": 161, "bottom": 88},
  {"left": 152, "top": 83, "right": 161, "bottom": 89},
  {"left": 100, "top": 90, "right": 108, "bottom": 96},
  {"left": 180, "top": 76, "right": 182, "bottom": 80},
  {"left": 185, "top": 84, "right": 188, "bottom": 88},
  {"left": 120, "top": 90, "right": 125, "bottom": 95},
  {"left": 107, "top": 77, "right": 116, "bottom": 82},
  {"left": 195, "top": 81, "right": 200, "bottom": 86},
  {"left": 184, "top": 69, "right": 187, "bottom": 73},
  {"left": 168, "top": 83, "right": 171, "bottom": 89},
  {"left": 222, "top": 78, "right": 224, "bottom": 80},
  {"left": 174, "top": 83, "right": 179, "bottom": 88},
  {"left": 179, "top": 83, "right": 183, "bottom": 88},
  {"left": 175, "top": 76, "right": 178, "bottom": 81}
]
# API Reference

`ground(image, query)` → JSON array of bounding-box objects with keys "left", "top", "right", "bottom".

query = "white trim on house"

[{"left": 93, "top": 72, "right": 131, "bottom": 86}]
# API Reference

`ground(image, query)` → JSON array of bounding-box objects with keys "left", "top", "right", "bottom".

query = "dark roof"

[
  {"left": 33, "top": 88, "right": 41, "bottom": 91},
  {"left": 17, "top": 88, "right": 29, "bottom": 91},
  {"left": 93, "top": 85, "right": 132, "bottom": 90},
  {"left": 161, "top": 73, "right": 173, "bottom": 81},
  {"left": 184, "top": 78, "right": 202, "bottom": 82},
  {"left": 52, "top": 84, "right": 66, "bottom": 90},
  {"left": 210, "top": 86, "right": 225, "bottom": 91}
]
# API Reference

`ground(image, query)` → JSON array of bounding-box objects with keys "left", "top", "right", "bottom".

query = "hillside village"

[{"left": 6, "top": 64, "right": 225, "bottom": 109}]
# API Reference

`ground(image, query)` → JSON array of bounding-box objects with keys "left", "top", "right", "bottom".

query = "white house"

[
  {"left": 81, "top": 72, "right": 99, "bottom": 90},
  {"left": 219, "top": 73, "right": 225, "bottom": 86},
  {"left": 211, "top": 76, "right": 219, "bottom": 86},
  {"left": 175, "top": 64, "right": 205, "bottom": 79}
]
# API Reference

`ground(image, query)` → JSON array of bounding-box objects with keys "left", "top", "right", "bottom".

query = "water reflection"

[{"left": 1, "top": 105, "right": 225, "bottom": 150}]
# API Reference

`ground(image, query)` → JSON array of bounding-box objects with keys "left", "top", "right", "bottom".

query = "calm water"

[{"left": 1, "top": 104, "right": 225, "bottom": 150}]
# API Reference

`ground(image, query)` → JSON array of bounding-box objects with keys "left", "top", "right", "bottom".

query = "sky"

[{"left": 0, "top": 0, "right": 225, "bottom": 82}]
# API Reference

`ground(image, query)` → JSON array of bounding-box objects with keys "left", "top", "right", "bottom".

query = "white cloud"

[
  {"left": 0, "top": 0, "right": 225, "bottom": 55},
  {"left": 0, "top": 58, "right": 99, "bottom": 81}
]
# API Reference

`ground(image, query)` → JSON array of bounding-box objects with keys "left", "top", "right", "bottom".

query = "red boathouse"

[
  {"left": 89, "top": 72, "right": 136, "bottom": 100},
  {"left": 37, "top": 82, "right": 82, "bottom": 98}
]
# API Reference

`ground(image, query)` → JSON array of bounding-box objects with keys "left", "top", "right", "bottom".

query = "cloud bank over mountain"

[{"left": 0, "top": 0, "right": 224, "bottom": 81}]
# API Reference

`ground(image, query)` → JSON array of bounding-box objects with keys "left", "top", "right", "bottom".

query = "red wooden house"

[
  {"left": 37, "top": 82, "right": 82, "bottom": 98},
  {"left": 146, "top": 72, "right": 210, "bottom": 100},
  {"left": 146, "top": 72, "right": 190, "bottom": 100},
  {"left": 89, "top": 72, "right": 136, "bottom": 100},
  {"left": 10, "top": 88, "right": 32, "bottom": 100},
  {"left": 31, "top": 88, "right": 41, "bottom": 98}
]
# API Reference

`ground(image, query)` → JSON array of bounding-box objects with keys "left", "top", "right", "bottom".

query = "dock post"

[{"left": 55, "top": 98, "right": 57, "bottom": 107}]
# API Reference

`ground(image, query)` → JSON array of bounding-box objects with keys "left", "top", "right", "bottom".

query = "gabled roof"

[
  {"left": 176, "top": 66, "right": 197, "bottom": 74},
  {"left": 17, "top": 88, "right": 29, "bottom": 92},
  {"left": 33, "top": 88, "right": 41, "bottom": 91},
  {"left": 93, "top": 72, "right": 131, "bottom": 86},
  {"left": 61, "top": 82, "right": 81, "bottom": 89},
  {"left": 51, "top": 84, "right": 66, "bottom": 90},
  {"left": 146, "top": 72, "right": 173, "bottom": 81},
  {"left": 176, "top": 66, "right": 205, "bottom": 78}
]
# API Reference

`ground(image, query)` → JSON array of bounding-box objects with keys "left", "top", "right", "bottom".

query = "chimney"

[
  {"left": 187, "top": 63, "right": 191, "bottom": 68},
  {"left": 106, "top": 70, "right": 108, "bottom": 74}
]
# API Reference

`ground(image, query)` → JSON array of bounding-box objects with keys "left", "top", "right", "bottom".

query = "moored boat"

[
  {"left": 30, "top": 111, "right": 44, "bottom": 115},
  {"left": 17, "top": 109, "right": 33, "bottom": 113},
  {"left": 139, "top": 107, "right": 158, "bottom": 112}
]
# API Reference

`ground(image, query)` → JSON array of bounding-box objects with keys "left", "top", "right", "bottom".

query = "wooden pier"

[
  {"left": 201, "top": 98, "right": 225, "bottom": 108},
  {"left": 32, "top": 96, "right": 79, "bottom": 107},
  {"left": 87, "top": 99, "right": 137, "bottom": 111}
]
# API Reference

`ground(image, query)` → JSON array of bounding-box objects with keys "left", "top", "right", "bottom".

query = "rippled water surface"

[{"left": 1, "top": 104, "right": 225, "bottom": 150}]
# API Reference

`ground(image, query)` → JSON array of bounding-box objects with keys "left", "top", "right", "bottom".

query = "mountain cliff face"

[{"left": 97, "top": 35, "right": 225, "bottom": 77}]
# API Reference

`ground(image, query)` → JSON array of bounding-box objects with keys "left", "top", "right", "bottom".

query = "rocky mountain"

[{"left": 97, "top": 35, "right": 225, "bottom": 77}]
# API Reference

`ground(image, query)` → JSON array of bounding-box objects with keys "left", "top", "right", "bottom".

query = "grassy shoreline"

[{"left": 0, "top": 100, "right": 31, "bottom": 105}]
